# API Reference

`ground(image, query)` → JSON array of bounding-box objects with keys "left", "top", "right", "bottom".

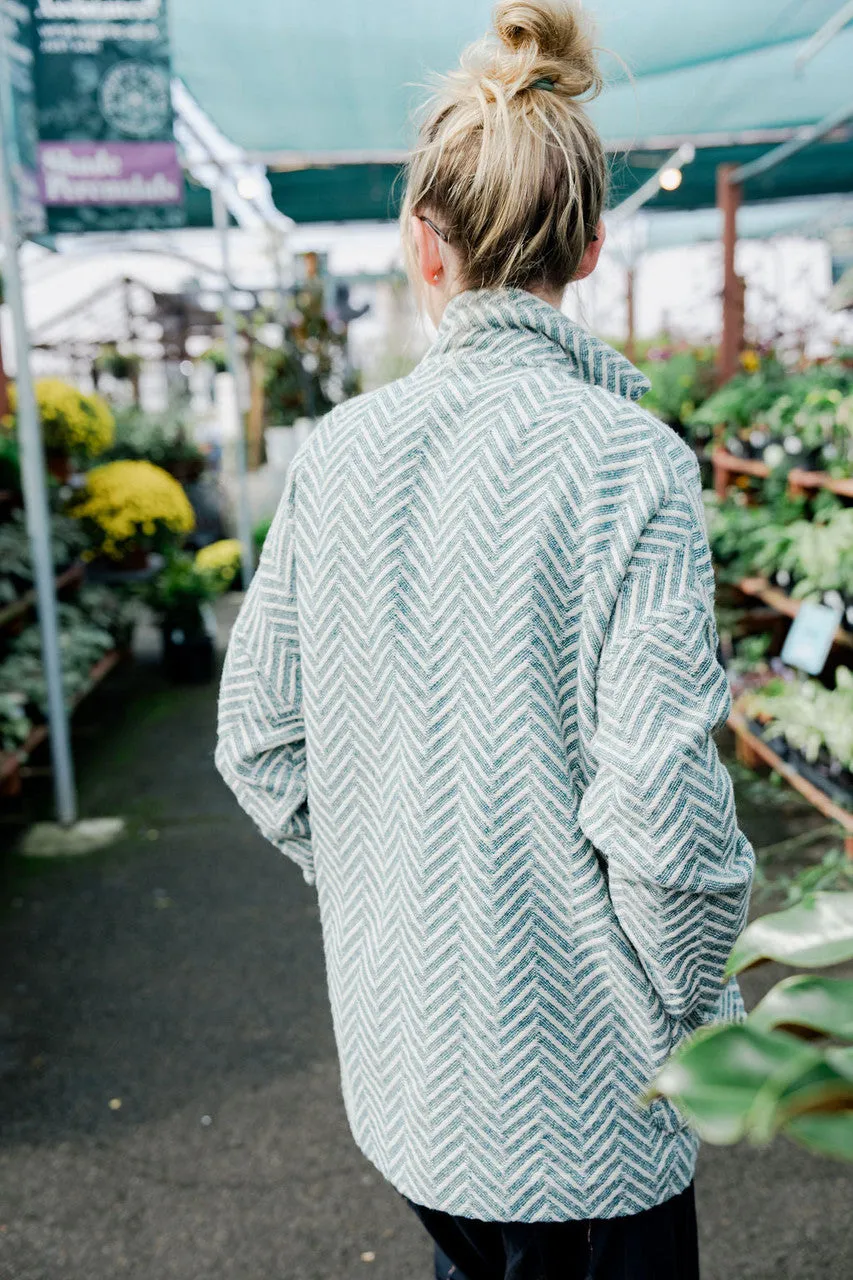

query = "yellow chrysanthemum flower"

[
  {"left": 195, "top": 539, "right": 242, "bottom": 575},
  {"left": 195, "top": 539, "right": 242, "bottom": 589},
  {"left": 740, "top": 350, "right": 760, "bottom": 375},
  {"left": 7, "top": 379, "right": 115, "bottom": 458},
  {"left": 71, "top": 460, "right": 195, "bottom": 559}
]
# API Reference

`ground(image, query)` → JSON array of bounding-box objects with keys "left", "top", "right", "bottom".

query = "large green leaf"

[
  {"left": 826, "top": 1045, "right": 853, "bottom": 1083},
  {"left": 749, "top": 976, "right": 853, "bottom": 1041},
  {"left": 786, "top": 1111, "right": 853, "bottom": 1162},
  {"left": 725, "top": 892, "right": 853, "bottom": 978},
  {"left": 649, "top": 1024, "right": 826, "bottom": 1144}
]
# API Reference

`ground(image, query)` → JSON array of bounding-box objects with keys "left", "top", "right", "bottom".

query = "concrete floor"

[{"left": 0, "top": 611, "right": 851, "bottom": 1279}]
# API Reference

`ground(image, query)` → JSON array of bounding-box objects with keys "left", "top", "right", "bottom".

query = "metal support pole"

[
  {"left": 730, "top": 100, "right": 853, "bottom": 185},
  {"left": 0, "top": 25, "right": 76, "bottom": 824},
  {"left": 795, "top": 2, "right": 853, "bottom": 73},
  {"left": 717, "top": 164, "right": 744, "bottom": 385},
  {"left": 213, "top": 189, "right": 254, "bottom": 591},
  {"left": 625, "top": 267, "right": 637, "bottom": 365}
]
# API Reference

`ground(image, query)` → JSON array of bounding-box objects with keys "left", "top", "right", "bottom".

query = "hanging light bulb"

[
  {"left": 659, "top": 167, "right": 683, "bottom": 192},
  {"left": 236, "top": 174, "right": 263, "bottom": 201}
]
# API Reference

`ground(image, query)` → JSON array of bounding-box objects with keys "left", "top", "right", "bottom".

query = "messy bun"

[
  {"left": 494, "top": 0, "right": 601, "bottom": 96},
  {"left": 401, "top": 0, "right": 607, "bottom": 294}
]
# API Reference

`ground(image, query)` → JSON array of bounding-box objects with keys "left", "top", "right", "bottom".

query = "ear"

[
  {"left": 411, "top": 214, "right": 445, "bottom": 288},
  {"left": 574, "top": 219, "right": 605, "bottom": 282}
]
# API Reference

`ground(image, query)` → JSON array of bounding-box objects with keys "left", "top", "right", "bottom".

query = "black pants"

[{"left": 405, "top": 1181, "right": 699, "bottom": 1280}]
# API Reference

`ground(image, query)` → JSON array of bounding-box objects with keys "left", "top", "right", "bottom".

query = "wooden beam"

[{"left": 717, "top": 165, "right": 744, "bottom": 385}]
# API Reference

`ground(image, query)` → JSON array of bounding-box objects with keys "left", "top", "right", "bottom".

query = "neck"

[
  {"left": 431, "top": 280, "right": 565, "bottom": 327},
  {"left": 525, "top": 281, "right": 566, "bottom": 311}
]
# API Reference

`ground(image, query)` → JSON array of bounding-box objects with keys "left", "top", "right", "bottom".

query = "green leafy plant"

[
  {"left": 0, "top": 603, "right": 114, "bottom": 712},
  {"left": 740, "top": 667, "right": 853, "bottom": 778},
  {"left": 777, "top": 849, "right": 853, "bottom": 907},
  {"left": 104, "top": 407, "right": 205, "bottom": 474},
  {"left": 779, "top": 507, "right": 853, "bottom": 602},
  {"left": 696, "top": 358, "right": 853, "bottom": 474},
  {"left": 705, "top": 492, "right": 803, "bottom": 585},
  {"left": 146, "top": 542, "right": 239, "bottom": 628},
  {"left": 638, "top": 346, "right": 718, "bottom": 431},
  {"left": 727, "top": 632, "right": 773, "bottom": 677},
  {"left": 146, "top": 554, "right": 221, "bottom": 613},
  {"left": 648, "top": 892, "right": 853, "bottom": 1161},
  {"left": 0, "top": 510, "right": 85, "bottom": 588},
  {"left": 0, "top": 432, "right": 19, "bottom": 491},
  {"left": 75, "top": 584, "right": 141, "bottom": 648},
  {"left": 689, "top": 354, "right": 788, "bottom": 437},
  {"left": 94, "top": 344, "right": 142, "bottom": 383},
  {"left": 253, "top": 516, "right": 272, "bottom": 556},
  {"left": 201, "top": 344, "right": 228, "bottom": 375},
  {"left": 0, "top": 690, "right": 32, "bottom": 754},
  {"left": 263, "top": 280, "right": 360, "bottom": 426}
]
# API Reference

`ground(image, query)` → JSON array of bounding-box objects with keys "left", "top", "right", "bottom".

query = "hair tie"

[{"left": 530, "top": 77, "right": 555, "bottom": 91}]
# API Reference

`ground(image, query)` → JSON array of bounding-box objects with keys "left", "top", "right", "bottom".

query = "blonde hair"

[{"left": 401, "top": 0, "right": 607, "bottom": 295}]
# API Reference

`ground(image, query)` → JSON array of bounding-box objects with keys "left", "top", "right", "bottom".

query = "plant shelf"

[
  {"left": 0, "top": 563, "right": 84, "bottom": 633},
  {"left": 736, "top": 575, "right": 853, "bottom": 651},
  {"left": 0, "top": 648, "right": 122, "bottom": 797},
  {"left": 712, "top": 449, "right": 853, "bottom": 501},
  {"left": 728, "top": 707, "right": 853, "bottom": 857}
]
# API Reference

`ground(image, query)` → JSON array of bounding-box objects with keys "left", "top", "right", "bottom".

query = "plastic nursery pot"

[
  {"left": 161, "top": 604, "right": 217, "bottom": 684},
  {"left": 164, "top": 457, "right": 205, "bottom": 484},
  {"left": 87, "top": 547, "right": 150, "bottom": 576},
  {"left": 46, "top": 450, "right": 72, "bottom": 484},
  {"left": 841, "top": 594, "right": 853, "bottom": 634}
]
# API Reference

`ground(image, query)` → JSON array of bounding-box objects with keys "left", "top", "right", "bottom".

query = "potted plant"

[
  {"left": 147, "top": 539, "right": 241, "bottom": 682},
  {"left": 93, "top": 344, "right": 142, "bottom": 386},
  {"left": 104, "top": 407, "right": 206, "bottom": 483},
  {"left": 739, "top": 667, "right": 853, "bottom": 807},
  {"left": 638, "top": 344, "right": 718, "bottom": 438},
  {"left": 0, "top": 691, "right": 32, "bottom": 759},
  {"left": 201, "top": 345, "right": 229, "bottom": 375},
  {"left": 69, "top": 459, "right": 195, "bottom": 574},
  {"left": 6, "top": 378, "right": 114, "bottom": 482}
]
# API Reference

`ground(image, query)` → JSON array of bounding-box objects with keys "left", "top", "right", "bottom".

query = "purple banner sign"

[{"left": 38, "top": 141, "right": 183, "bottom": 206}]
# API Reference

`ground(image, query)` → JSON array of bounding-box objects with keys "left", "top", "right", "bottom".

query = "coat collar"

[{"left": 429, "top": 287, "right": 650, "bottom": 403}]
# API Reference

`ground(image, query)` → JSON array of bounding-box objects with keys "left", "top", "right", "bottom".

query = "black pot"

[
  {"left": 161, "top": 604, "right": 217, "bottom": 683},
  {"left": 842, "top": 595, "right": 853, "bottom": 634}
]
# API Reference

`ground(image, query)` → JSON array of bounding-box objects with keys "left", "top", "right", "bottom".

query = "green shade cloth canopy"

[
  {"left": 169, "top": 1, "right": 853, "bottom": 221},
  {"left": 638, "top": 195, "right": 853, "bottom": 251}
]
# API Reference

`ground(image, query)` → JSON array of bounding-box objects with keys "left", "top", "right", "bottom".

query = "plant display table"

[
  {"left": 0, "top": 648, "right": 122, "bottom": 796},
  {"left": 728, "top": 708, "right": 853, "bottom": 857},
  {"left": 735, "top": 576, "right": 853, "bottom": 651},
  {"left": 712, "top": 448, "right": 853, "bottom": 501}
]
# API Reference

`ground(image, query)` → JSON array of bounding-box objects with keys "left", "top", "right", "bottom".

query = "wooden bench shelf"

[
  {"left": 712, "top": 448, "right": 853, "bottom": 501},
  {"left": 0, "top": 649, "right": 122, "bottom": 796},
  {"left": 735, "top": 575, "right": 853, "bottom": 651},
  {"left": 728, "top": 708, "right": 853, "bottom": 857},
  {"left": 0, "top": 563, "right": 84, "bottom": 633}
]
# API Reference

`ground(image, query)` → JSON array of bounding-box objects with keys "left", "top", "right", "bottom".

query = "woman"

[{"left": 216, "top": 3, "right": 754, "bottom": 1277}]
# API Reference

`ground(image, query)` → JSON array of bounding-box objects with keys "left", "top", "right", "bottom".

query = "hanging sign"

[
  {"left": 2, "top": 0, "right": 47, "bottom": 234},
  {"left": 781, "top": 602, "right": 842, "bottom": 676},
  {"left": 31, "top": 0, "right": 184, "bottom": 233}
]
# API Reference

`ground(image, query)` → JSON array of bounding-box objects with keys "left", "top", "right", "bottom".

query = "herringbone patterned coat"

[{"left": 216, "top": 288, "right": 754, "bottom": 1222}]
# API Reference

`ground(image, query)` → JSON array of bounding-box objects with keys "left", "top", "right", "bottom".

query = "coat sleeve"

[
  {"left": 215, "top": 462, "right": 314, "bottom": 884},
  {"left": 578, "top": 454, "right": 754, "bottom": 1027}
]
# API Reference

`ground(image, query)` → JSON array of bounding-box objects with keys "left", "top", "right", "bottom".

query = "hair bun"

[{"left": 493, "top": 1, "right": 600, "bottom": 97}]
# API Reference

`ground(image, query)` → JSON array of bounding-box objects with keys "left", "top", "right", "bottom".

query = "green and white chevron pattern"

[{"left": 216, "top": 288, "right": 754, "bottom": 1222}]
